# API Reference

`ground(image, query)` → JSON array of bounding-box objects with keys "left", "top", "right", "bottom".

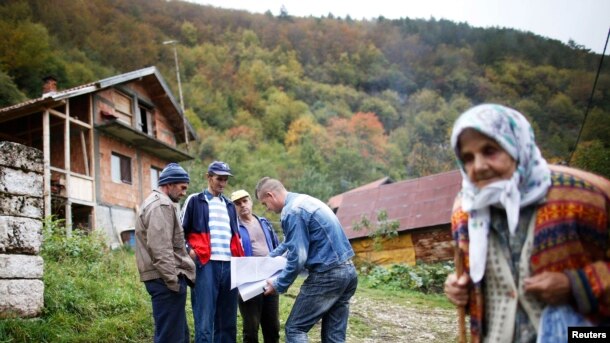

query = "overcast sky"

[{"left": 189, "top": 0, "right": 609, "bottom": 54}]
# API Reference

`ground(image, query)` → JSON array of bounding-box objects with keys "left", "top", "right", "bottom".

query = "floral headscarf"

[{"left": 450, "top": 104, "right": 551, "bottom": 283}]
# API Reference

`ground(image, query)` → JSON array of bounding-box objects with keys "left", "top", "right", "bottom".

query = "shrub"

[
  {"left": 0, "top": 217, "right": 154, "bottom": 342},
  {"left": 42, "top": 216, "right": 107, "bottom": 263},
  {"left": 359, "top": 261, "right": 454, "bottom": 294}
]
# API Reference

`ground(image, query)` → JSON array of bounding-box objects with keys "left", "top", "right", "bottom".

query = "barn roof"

[
  {"left": 336, "top": 170, "right": 462, "bottom": 240},
  {"left": 327, "top": 176, "right": 393, "bottom": 210}
]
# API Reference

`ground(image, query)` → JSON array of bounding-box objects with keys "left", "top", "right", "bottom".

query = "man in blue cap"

[
  {"left": 181, "top": 161, "right": 245, "bottom": 343},
  {"left": 135, "top": 162, "right": 195, "bottom": 343}
]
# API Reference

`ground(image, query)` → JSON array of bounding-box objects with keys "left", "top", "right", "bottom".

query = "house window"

[
  {"left": 111, "top": 153, "right": 132, "bottom": 184},
  {"left": 138, "top": 105, "right": 152, "bottom": 135},
  {"left": 150, "top": 166, "right": 162, "bottom": 190}
]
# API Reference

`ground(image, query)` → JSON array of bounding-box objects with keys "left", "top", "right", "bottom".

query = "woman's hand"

[
  {"left": 444, "top": 272, "right": 472, "bottom": 306},
  {"left": 523, "top": 271, "right": 571, "bottom": 304}
]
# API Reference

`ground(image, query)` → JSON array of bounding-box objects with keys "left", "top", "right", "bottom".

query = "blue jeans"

[
  {"left": 192, "top": 260, "right": 238, "bottom": 343},
  {"left": 144, "top": 276, "right": 190, "bottom": 343},
  {"left": 285, "top": 261, "right": 358, "bottom": 343}
]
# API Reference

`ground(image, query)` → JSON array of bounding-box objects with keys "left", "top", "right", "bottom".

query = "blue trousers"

[
  {"left": 144, "top": 277, "right": 190, "bottom": 343},
  {"left": 192, "top": 260, "right": 238, "bottom": 343},
  {"left": 285, "top": 261, "right": 358, "bottom": 343}
]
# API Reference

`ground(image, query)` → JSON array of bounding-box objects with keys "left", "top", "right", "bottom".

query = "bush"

[
  {"left": 0, "top": 217, "right": 154, "bottom": 342},
  {"left": 359, "top": 261, "right": 454, "bottom": 294},
  {"left": 42, "top": 216, "right": 107, "bottom": 263}
]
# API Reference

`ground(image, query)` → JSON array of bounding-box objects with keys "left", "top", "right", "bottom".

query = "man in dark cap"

[
  {"left": 135, "top": 162, "right": 195, "bottom": 343},
  {"left": 181, "top": 161, "right": 245, "bottom": 343}
]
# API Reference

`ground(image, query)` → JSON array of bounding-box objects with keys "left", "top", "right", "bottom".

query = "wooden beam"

[
  {"left": 43, "top": 109, "right": 51, "bottom": 218},
  {"left": 64, "top": 100, "right": 72, "bottom": 236},
  {"left": 49, "top": 108, "right": 66, "bottom": 119},
  {"left": 88, "top": 93, "right": 96, "bottom": 231},
  {"left": 80, "top": 130, "right": 89, "bottom": 176}
]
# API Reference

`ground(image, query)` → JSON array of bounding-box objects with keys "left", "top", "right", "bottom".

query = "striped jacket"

[{"left": 181, "top": 191, "right": 245, "bottom": 265}]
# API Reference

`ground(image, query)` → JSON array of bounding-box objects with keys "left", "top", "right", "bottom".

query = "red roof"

[
  {"left": 336, "top": 170, "right": 462, "bottom": 239},
  {"left": 327, "top": 177, "right": 392, "bottom": 210}
]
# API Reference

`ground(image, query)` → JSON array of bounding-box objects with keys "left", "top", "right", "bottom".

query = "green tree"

[
  {"left": 580, "top": 107, "right": 610, "bottom": 147},
  {"left": 571, "top": 140, "right": 610, "bottom": 179},
  {"left": 181, "top": 21, "right": 199, "bottom": 46},
  {"left": 0, "top": 2, "right": 65, "bottom": 97},
  {"left": 359, "top": 97, "right": 399, "bottom": 132},
  {"left": 0, "top": 70, "right": 26, "bottom": 106},
  {"left": 260, "top": 89, "right": 310, "bottom": 142}
]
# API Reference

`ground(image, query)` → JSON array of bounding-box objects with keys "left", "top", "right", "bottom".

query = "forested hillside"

[{"left": 1, "top": 0, "right": 608, "bottom": 200}]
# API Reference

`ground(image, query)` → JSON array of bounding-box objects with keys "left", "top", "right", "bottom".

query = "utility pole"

[{"left": 163, "top": 40, "right": 189, "bottom": 150}]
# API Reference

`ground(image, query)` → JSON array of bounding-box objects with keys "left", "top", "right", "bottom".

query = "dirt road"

[
  {"left": 346, "top": 294, "right": 460, "bottom": 342},
  {"left": 282, "top": 278, "right": 461, "bottom": 343}
]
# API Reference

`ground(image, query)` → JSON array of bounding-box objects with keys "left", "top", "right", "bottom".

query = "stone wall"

[{"left": 0, "top": 141, "right": 44, "bottom": 318}]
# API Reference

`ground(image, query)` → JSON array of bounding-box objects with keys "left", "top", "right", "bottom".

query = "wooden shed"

[
  {"left": 334, "top": 170, "right": 462, "bottom": 265},
  {"left": 0, "top": 67, "right": 197, "bottom": 248}
]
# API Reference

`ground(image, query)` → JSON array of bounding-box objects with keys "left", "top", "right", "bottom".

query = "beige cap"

[{"left": 230, "top": 189, "right": 250, "bottom": 202}]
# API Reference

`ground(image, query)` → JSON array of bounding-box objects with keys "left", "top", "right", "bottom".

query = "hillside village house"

[
  {"left": 331, "top": 170, "right": 462, "bottom": 265},
  {"left": 0, "top": 67, "right": 196, "bottom": 248}
]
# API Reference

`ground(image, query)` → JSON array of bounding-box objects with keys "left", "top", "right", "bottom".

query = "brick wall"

[
  {"left": 412, "top": 226, "right": 453, "bottom": 263},
  {"left": 96, "top": 134, "right": 174, "bottom": 249},
  {"left": 141, "top": 154, "right": 169, "bottom": 195},
  {"left": 351, "top": 226, "right": 453, "bottom": 266},
  {"left": 98, "top": 135, "right": 140, "bottom": 208},
  {"left": 0, "top": 141, "right": 44, "bottom": 318}
]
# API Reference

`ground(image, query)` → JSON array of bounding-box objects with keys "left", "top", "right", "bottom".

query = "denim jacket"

[{"left": 269, "top": 192, "right": 354, "bottom": 293}]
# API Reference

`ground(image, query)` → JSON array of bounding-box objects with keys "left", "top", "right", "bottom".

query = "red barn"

[{"left": 332, "top": 170, "right": 462, "bottom": 265}]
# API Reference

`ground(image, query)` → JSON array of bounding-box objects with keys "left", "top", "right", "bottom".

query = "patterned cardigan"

[{"left": 452, "top": 167, "right": 610, "bottom": 342}]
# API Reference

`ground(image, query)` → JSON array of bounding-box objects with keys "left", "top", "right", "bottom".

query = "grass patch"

[
  {"left": 0, "top": 219, "right": 453, "bottom": 342},
  {"left": 0, "top": 248, "right": 154, "bottom": 342},
  {"left": 355, "top": 283, "right": 454, "bottom": 310}
]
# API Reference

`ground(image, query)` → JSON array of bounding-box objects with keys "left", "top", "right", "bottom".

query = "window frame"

[
  {"left": 150, "top": 166, "right": 162, "bottom": 190},
  {"left": 111, "top": 152, "right": 132, "bottom": 184}
]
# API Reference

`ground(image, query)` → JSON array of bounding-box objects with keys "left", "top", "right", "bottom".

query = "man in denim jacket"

[{"left": 255, "top": 177, "right": 358, "bottom": 343}]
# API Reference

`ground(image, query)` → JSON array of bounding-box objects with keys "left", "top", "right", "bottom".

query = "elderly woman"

[{"left": 444, "top": 104, "right": 610, "bottom": 342}]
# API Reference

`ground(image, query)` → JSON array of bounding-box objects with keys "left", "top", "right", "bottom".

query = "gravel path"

[
  {"left": 283, "top": 278, "right": 461, "bottom": 342},
  {"left": 346, "top": 293, "right": 460, "bottom": 343}
]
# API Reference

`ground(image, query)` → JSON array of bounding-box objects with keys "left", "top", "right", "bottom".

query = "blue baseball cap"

[{"left": 208, "top": 161, "right": 232, "bottom": 176}]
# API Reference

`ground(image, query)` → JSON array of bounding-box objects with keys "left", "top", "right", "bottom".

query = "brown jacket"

[{"left": 135, "top": 190, "right": 195, "bottom": 291}]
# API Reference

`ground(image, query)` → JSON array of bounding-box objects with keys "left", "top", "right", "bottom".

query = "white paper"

[
  {"left": 237, "top": 272, "right": 282, "bottom": 301},
  {"left": 231, "top": 256, "right": 287, "bottom": 300}
]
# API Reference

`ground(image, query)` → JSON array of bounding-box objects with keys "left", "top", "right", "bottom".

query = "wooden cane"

[{"left": 455, "top": 247, "right": 467, "bottom": 343}]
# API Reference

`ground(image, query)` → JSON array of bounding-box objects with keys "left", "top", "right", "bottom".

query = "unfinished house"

[
  {"left": 0, "top": 67, "right": 196, "bottom": 248},
  {"left": 333, "top": 170, "right": 462, "bottom": 265}
]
